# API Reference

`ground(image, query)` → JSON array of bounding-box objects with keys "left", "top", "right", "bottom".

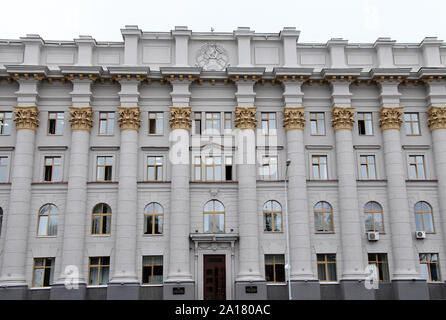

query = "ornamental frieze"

[
  {"left": 69, "top": 107, "right": 93, "bottom": 131},
  {"left": 169, "top": 106, "right": 192, "bottom": 131},
  {"left": 235, "top": 106, "right": 257, "bottom": 130},
  {"left": 427, "top": 106, "right": 446, "bottom": 131},
  {"left": 331, "top": 107, "right": 355, "bottom": 131},
  {"left": 283, "top": 107, "right": 305, "bottom": 131},
  {"left": 379, "top": 106, "right": 403, "bottom": 131},
  {"left": 13, "top": 106, "right": 39, "bottom": 131},
  {"left": 118, "top": 107, "right": 141, "bottom": 131}
]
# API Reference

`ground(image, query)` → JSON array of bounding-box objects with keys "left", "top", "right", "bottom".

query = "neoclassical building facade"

[{"left": 0, "top": 26, "right": 445, "bottom": 300}]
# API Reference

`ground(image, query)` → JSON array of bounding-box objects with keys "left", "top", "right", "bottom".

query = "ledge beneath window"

[{"left": 32, "top": 182, "right": 68, "bottom": 185}]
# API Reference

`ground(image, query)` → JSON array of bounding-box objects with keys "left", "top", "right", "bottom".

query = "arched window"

[
  {"left": 204, "top": 200, "right": 224, "bottom": 233},
  {"left": 37, "top": 204, "right": 59, "bottom": 236},
  {"left": 314, "top": 202, "right": 334, "bottom": 233},
  {"left": 263, "top": 201, "right": 282, "bottom": 232},
  {"left": 415, "top": 201, "right": 435, "bottom": 233},
  {"left": 0, "top": 207, "right": 3, "bottom": 236},
  {"left": 91, "top": 203, "right": 112, "bottom": 235},
  {"left": 144, "top": 203, "right": 163, "bottom": 235},
  {"left": 364, "top": 201, "right": 384, "bottom": 233}
]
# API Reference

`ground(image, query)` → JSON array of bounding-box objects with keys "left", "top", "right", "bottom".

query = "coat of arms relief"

[{"left": 196, "top": 43, "right": 229, "bottom": 71}]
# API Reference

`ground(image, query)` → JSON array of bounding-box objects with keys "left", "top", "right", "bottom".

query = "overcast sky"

[{"left": 1, "top": 0, "right": 445, "bottom": 43}]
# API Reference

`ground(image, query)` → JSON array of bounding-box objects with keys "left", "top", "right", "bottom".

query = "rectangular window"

[
  {"left": 44, "top": 156, "right": 62, "bottom": 182},
  {"left": 312, "top": 155, "right": 328, "bottom": 180},
  {"left": 317, "top": 254, "right": 337, "bottom": 282},
  {"left": 310, "top": 112, "right": 325, "bottom": 135},
  {"left": 194, "top": 156, "right": 202, "bottom": 181},
  {"left": 404, "top": 113, "right": 420, "bottom": 135},
  {"left": 48, "top": 112, "right": 64, "bottom": 135},
  {"left": 262, "top": 156, "right": 278, "bottom": 180},
  {"left": 224, "top": 112, "right": 232, "bottom": 131},
  {"left": 147, "top": 156, "right": 163, "bottom": 181},
  {"left": 205, "top": 157, "right": 222, "bottom": 181},
  {"left": 148, "top": 112, "right": 164, "bottom": 135},
  {"left": 265, "top": 254, "right": 285, "bottom": 283},
  {"left": 142, "top": 256, "right": 163, "bottom": 285},
  {"left": 368, "top": 253, "right": 390, "bottom": 282},
  {"left": 205, "top": 112, "right": 221, "bottom": 135},
  {"left": 358, "top": 112, "right": 373, "bottom": 135},
  {"left": 419, "top": 253, "right": 441, "bottom": 282},
  {"left": 360, "top": 155, "right": 376, "bottom": 180},
  {"left": 99, "top": 112, "right": 115, "bottom": 135},
  {"left": 0, "top": 157, "right": 8, "bottom": 182},
  {"left": 96, "top": 156, "right": 113, "bottom": 181},
  {"left": 408, "top": 155, "right": 426, "bottom": 180},
  {"left": 261, "top": 112, "right": 277, "bottom": 135},
  {"left": 88, "top": 257, "right": 110, "bottom": 286},
  {"left": 194, "top": 112, "right": 202, "bottom": 135},
  {"left": 225, "top": 156, "right": 233, "bottom": 181},
  {"left": 32, "top": 258, "right": 55, "bottom": 288},
  {"left": 0, "top": 112, "right": 12, "bottom": 135}
]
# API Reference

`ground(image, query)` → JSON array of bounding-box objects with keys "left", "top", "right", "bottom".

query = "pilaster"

[
  {"left": 234, "top": 27, "right": 254, "bottom": 67},
  {"left": 280, "top": 28, "right": 300, "bottom": 68},
  {"left": 121, "top": 25, "right": 142, "bottom": 65},
  {"left": 75, "top": 35, "right": 96, "bottom": 66},
  {"left": 374, "top": 38, "right": 396, "bottom": 68},
  {"left": 172, "top": 26, "right": 192, "bottom": 67}
]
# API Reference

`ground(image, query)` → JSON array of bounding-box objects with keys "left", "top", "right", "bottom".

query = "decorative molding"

[
  {"left": 331, "top": 106, "right": 355, "bottom": 131},
  {"left": 169, "top": 106, "right": 192, "bottom": 131},
  {"left": 0, "top": 147, "right": 15, "bottom": 151},
  {"left": 235, "top": 106, "right": 257, "bottom": 130},
  {"left": 141, "top": 147, "right": 170, "bottom": 151},
  {"left": 353, "top": 145, "right": 381, "bottom": 150},
  {"left": 283, "top": 107, "right": 305, "bottom": 131},
  {"left": 69, "top": 107, "right": 93, "bottom": 132},
  {"left": 38, "top": 146, "right": 68, "bottom": 151},
  {"left": 402, "top": 145, "right": 431, "bottom": 150},
  {"left": 379, "top": 106, "right": 403, "bottom": 131},
  {"left": 90, "top": 146, "right": 120, "bottom": 151},
  {"left": 118, "top": 106, "right": 141, "bottom": 131},
  {"left": 305, "top": 145, "right": 334, "bottom": 150},
  {"left": 427, "top": 106, "right": 446, "bottom": 131},
  {"left": 13, "top": 106, "right": 39, "bottom": 131}
]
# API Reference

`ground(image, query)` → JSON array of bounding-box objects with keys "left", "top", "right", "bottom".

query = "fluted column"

[
  {"left": 50, "top": 107, "right": 92, "bottom": 299},
  {"left": 378, "top": 79, "right": 428, "bottom": 299},
  {"left": 0, "top": 86, "right": 39, "bottom": 298}
]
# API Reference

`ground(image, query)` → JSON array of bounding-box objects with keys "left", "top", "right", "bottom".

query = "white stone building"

[{"left": 0, "top": 25, "right": 445, "bottom": 300}]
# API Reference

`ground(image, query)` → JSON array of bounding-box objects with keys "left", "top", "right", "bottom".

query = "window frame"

[
  {"left": 37, "top": 204, "right": 59, "bottom": 237},
  {"left": 368, "top": 253, "right": 390, "bottom": 282},
  {"left": 32, "top": 257, "right": 55, "bottom": 288},
  {"left": 264, "top": 254, "right": 286, "bottom": 284},
  {"left": 419, "top": 253, "right": 442, "bottom": 283},
  {"left": 364, "top": 201, "right": 385, "bottom": 233},
  {"left": 359, "top": 155, "right": 377, "bottom": 180},
  {"left": 314, "top": 201, "right": 334, "bottom": 233},
  {"left": 317, "top": 254, "right": 338, "bottom": 283},
  {"left": 0, "top": 156, "right": 10, "bottom": 183},
  {"left": 263, "top": 200, "right": 283, "bottom": 233},
  {"left": 0, "top": 207, "right": 3, "bottom": 236},
  {"left": 204, "top": 112, "right": 221, "bottom": 135},
  {"left": 310, "top": 112, "right": 326, "bottom": 136},
  {"left": 404, "top": 112, "right": 421, "bottom": 136},
  {"left": 91, "top": 203, "right": 112, "bottom": 236},
  {"left": 357, "top": 112, "right": 374, "bottom": 136},
  {"left": 43, "top": 156, "right": 63, "bottom": 182},
  {"left": 142, "top": 256, "right": 163, "bottom": 285},
  {"left": 88, "top": 256, "right": 110, "bottom": 286},
  {"left": 0, "top": 111, "right": 13, "bottom": 136},
  {"left": 98, "top": 112, "right": 115, "bottom": 136},
  {"left": 203, "top": 200, "right": 225, "bottom": 233},
  {"left": 408, "top": 155, "right": 426, "bottom": 180},
  {"left": 143, "top": 203, "right": 164, "bottom": 235},
  {"left": 47, "top": 112, "right": 64, "bottom": 136},
  {"left": 311, "top": 155, "right": 328, "bottom": 180},
  {"left": 96, "top": 156, "right": 114, "bottom": 182},
  {"left": 414, "top": 201, "right": 435, "bottom": 234},
  {"left": 261, "top": 155, "right": 279, "bottom": 181},
  {"left": 148, "top": 112, "right": 164, "bottom": 135},
  {"left": 261, "top": 112, "right": 277, "bottom": 136},
  {"left": 146, "top": 156, "right": 164, "bottom": 182}
]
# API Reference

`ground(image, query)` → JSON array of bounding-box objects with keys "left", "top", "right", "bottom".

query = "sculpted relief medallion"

[{"left": 196, "top": 43, "right": 229, "bottom": 71}]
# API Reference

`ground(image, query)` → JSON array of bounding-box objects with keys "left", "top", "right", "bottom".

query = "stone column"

[
  {"left": 0, "top": 80, "right": 39, "bottom": 299},
  {"left": 234, "top": 106, "right": 266, "bottom": 300},
  {"left": 331, "top": 106, "right": 374, "bottom": 300},
  {"left": 378, "top": 80, "right": 429, "bottom": 299},
  {"left": 107, "top": 106, "right": 140, "bottom": 299},
  {"left": 50, "top": 78, "right": 94, "bottom": 300},
  {"left": 163, "top": 106, "right": 194, "bottom": 299}
]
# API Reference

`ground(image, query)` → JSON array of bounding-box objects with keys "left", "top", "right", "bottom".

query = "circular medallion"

[{"left": 196, "top": 43, "right": 229, "bottom": 71}]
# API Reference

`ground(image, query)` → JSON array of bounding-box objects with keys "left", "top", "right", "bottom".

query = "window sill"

[
  {"left": 86, "top": 285, "right": 108, "bottom": 288},
  {"left": 36, "top": 236, "right": 58, "bottom": 238},
  {"left": 33, "top": 182, "right": 67, "bottom": 185},
  {"left": 266, "top": 283, "right": 287, "bottom": 286},
  {"left": 90, "top": 234, "right": 112, "bottom": 237},
  {"left": 142, "top": 234, "right": 164, "bottom": 237},
  {"left": 315, "top": 232, "right": 335, "bottom": 234},
  {"left": 30, "top": 287, "right": 51, "bottom": 290},
  {"left": 264, "top": 232, "right": 284, "bottom": 234},
  {"left": 147, "top": 134, "right": 164, "bottom": 137},
  {"left": 319, "top": 282, "right": 339, "bottom": 285},
  {"left": 141, "top": 284, "right": 163, "bottom": 287}
]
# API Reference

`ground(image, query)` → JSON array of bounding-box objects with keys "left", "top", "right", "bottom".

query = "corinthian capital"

[
  {"left": 69, "top": 107, "right": 93, "bottom": 131},
  {"left": 13, "top": 106, "right": 39, "bottom": 131},
  {"left": 169, "top": 106, "right": 192, "bottom": 131},
  {"left": 331, "top": 106, "right": 355, "bottom": 131},
  {"left": 118, "top": 107, "right": 141, "bottom": 131},
  {"left": 283, "top": 107, "right": 305, "bottom": 131},
  {"left": 379, "top": 106, "right": 403, "bottom": 131},
  {"left": 427, "top": 106, "right": 446, "bottom": 131},
  {"left": 235, "top": 106, "right": 257, "bottom": 130}
]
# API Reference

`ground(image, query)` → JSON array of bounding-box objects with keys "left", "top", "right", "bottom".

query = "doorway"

[{"left": 203, "top": 255, "right": 226, "bottom": 300}]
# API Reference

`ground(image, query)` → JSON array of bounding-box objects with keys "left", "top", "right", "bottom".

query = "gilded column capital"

[
  {"left": 331, "top": 106, "right": 355, "bottom": 131},
  {"left": 13, "top": 106, "right": 39, "bottom": 131},
  {"left": 169, "top": 106, "right": 192, "bottom": 131},
  {"left": 379, "top": 106, "right": 403, "bottom": 131},
  {"left": 69, "top": 106, "right": 93, "bottom": 132},
  {"left": 427, "top": 106, "right": 446, "bottom": 131},
  {"left": 235, "top": 106, "right": 257, "bottom": 130},
  {"left": 283, "top": 107, "right": 305, "bottom": 131},
  {"left": 118, "top": 107, "right": 141, "bottom": 131}
]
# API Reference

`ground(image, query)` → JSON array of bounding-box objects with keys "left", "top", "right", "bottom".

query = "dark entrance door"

[{"left": 203, "top": 255, "right": 226, "bottom": 300}]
